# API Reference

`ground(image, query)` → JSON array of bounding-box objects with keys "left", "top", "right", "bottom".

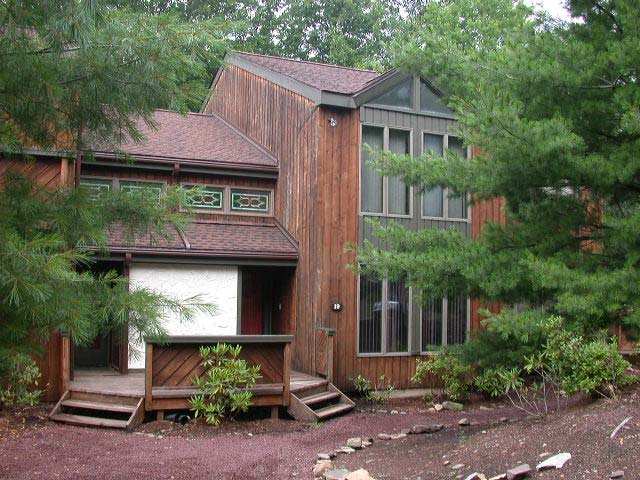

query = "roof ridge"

[{"left": 233, "top": 50, "right": 381, "bottom": 75}]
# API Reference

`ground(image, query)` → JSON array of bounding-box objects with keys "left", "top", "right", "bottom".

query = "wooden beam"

[
  {"left": 144, "top": 342, "right": 153, "bottom": 411},
  {"left": 60, "top": 335, "right": 70, "bottom": 393}
]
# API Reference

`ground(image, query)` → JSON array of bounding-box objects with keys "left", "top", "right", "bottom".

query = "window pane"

[
  {"left": 388, "top": 129, "right": 411, "bottom": 215},
  {"left": 230, "top": 189, "right": 270, "bottom": 213},
  {"left": 386, "top": 279, "right": 409, "bottom": 353},
  {"left": 373, "top": 78, "right": 413, "bottom": 108},
  {"left": 421, "top": 298, "right": 443, "bottom": 350},
  {"left": 423, "top": 133, "right": 444, "bottom": 156},
  {"left": 447, "top": 294, "right": 468, "bottom": 345},
  {"left": 80, "top": 178, "right": 112, "bottom": 200},
  {"left": 448, "top": 194, "right": 467, "bottom": 219},
  {"left": 120, "top": 181, "right": 162, "bottom": 199},
  {"left": 448, "top": 136, "right": 467, "bottom": 159},
  {"left": 361, "top": 126, "right": 384, "bottom": 213},
  {"left": 185, "top": 186, "right": 223, "bottom": 210},
  {"left": 420, "top": 80, "right": 453, "bottom": 115},
  {"left": 423, "top": 186, "right": 443, "bottom": 217},
  {"left": 359, "top": 275, "right": 382, "bottom": 353}
]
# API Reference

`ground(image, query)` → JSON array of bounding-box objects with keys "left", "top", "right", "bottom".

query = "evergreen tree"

[{"left": 359, "top": 0, "right": 640, "bottom": 336}]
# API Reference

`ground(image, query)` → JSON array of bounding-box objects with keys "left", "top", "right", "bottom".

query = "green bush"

[
  {"left": 351, "top": 374, "right": 395, "bottom": 404},
  {"left": 0, "top": 353, "right": 41, "bottom": 407},
  {"left": 189, "top": 344, "right": 261, "bottom": 426},
  {"left": 412, "top": 352, "right": 472, "bottom": 401}
]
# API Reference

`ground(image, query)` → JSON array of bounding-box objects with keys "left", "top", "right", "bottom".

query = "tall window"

[
  {"left": 421, "top": 294, "right": 469, "bottom": 351},
  {"left": 422, "top": 133, "right": 469, "bottom": 220},
  {"left": 361, "top": 126, "right": 412, "bottom": 216},
  {"left": 359, "top": 276, "right": 410, "bottom": 354}
]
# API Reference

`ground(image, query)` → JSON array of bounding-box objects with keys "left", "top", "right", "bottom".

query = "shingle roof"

[
  {"left": 104, "top": 221, "right": 298, "bottom": 260},
  {"left": 234, "top": 52, "right": 382, "bottom": 95},
  {"left": 92, "top": 110, "right": 278, "bottom": 171}
]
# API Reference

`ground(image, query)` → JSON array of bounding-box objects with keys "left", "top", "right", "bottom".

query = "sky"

[{"left": 525, "top": 0, "right": 573, "bottom": 20}]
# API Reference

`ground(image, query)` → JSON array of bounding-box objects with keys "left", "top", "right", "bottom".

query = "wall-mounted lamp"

[{"left": 328, "top": 117, "right": 337, "bottom": 127}]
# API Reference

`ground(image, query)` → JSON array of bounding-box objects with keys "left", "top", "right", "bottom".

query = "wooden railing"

[
  {"left": 315, "top": 327, "right": 335, "bottom": 383},
  {"left": 145, "top": 335, "right": 293, "bottom": 413}
]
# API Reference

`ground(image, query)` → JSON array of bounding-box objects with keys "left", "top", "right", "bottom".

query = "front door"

[{"left": 241, "top": 269, "right": 267, "bottom": 334}]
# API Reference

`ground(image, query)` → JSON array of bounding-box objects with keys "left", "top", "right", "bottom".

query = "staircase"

[
  {"left": 49, "top": 390, "right": 145, "bottom": 430},
  {"left": 288, "top": 381, "right": 355, "bottom": 422}
]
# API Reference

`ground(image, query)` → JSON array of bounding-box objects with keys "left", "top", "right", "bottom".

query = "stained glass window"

[
  {"left": 120, "top": 181, "right": 163, "bottom": 199},
  {"left": 230, "top": 189, "right": 270, "bottom": 213},
  {"left": 185, "top": 186, "right": 223, "bottom": 210},
  {"left": 79, "top": 178, "right": 112, "bottom": 200}
]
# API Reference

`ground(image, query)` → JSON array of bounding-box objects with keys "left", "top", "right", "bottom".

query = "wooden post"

[
  {"left": 282, "top": 342, "right": 291, "bottom": 407},
  {"left": 270, "top": 406, "right": 279, "bottom": 419},
  {"left": 60, "top": 335, "right": 70, "bottom": 393},
  {"left": 327, "top": 332, "right": 335, "bottom": 384},
  {"left": 145, "top": 342, "right": 153, "bottom": 411}
]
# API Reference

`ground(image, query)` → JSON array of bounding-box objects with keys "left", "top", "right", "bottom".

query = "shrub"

[
  {"left": 189, "top": 344, "right": 261, "bottom": 426},
  {"left": 351, "top": 374, "right": 395, "bottom": 404},
  {"left": 0, "top": 353, "right": 41, "bottom": 407},
  {"left": 412, "top": 352, "right": 472, "bottom": 401}
]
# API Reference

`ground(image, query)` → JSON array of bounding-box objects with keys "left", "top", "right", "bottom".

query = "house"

[{"left": 3, "top": 51, "right": 503, "bottom": 427}]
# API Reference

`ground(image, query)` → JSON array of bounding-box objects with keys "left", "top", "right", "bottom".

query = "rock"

[
  {"left": 313, "top": 461, "right": 333, "bottom": 477},
  {"left": 443, "top": 461, "right": 451, "bottom": 466},
  {"left": 488, "top": 475, "right": 506, "bottom": 480},
  {"left": 479, "top": 406, "right": 493, "bottom": 411},
  {"left": 389, "top": 433, "right": 407, "bottom": 440},
  {"left": 336, "top": 447, "right": 356, "bottom": 454},
  {"left": 400, "top": 428, "right": 412, "bottom": 435},
  {"left": 536, "top": 453, "right": 571, "bottom": 471},
  {"left": 506, "top": 464, "right": 531, "bottom": 480},
  {"left": 363, "top": 436, "right": 374, "bottom": 443},
  {"left": 318, "top": 453, "right": 334, "bottom": 460},
  {"left": 610, "top": 471, "right": 624, "bottom": 479},
  {"left": 434, "top": 403, "right": 443, "bottom": 411},
  {"left": 458, "top": 418, "right": 470, "bottom": 426},
  {"left": 346, "top": 437, "right": 363, "bottom": 449},
  {"left": 377, "top": 433, "right": 391, "bottom": 440},
  {"left": 412, "top": 424, "right": 444, "bottom": 434},
  {"left": 464, "top": 473, "right": 482, "bottom": 480},
  {"left": 346, "top": 469, "right": 374, "bottom": 480},
  {"left": 442, "top": 401, "right": 464, "bottom": 411},
  {"left": 377, "top": 409, "right": 388, "bottom": 414},
  {"left": 451, "top": 464, "right": 465, "bottom": 470},
  {"left": 429, "top": 407, "right": 436, "bottom": 412},
  {"left": 499, "top": 417, "right": 509, "bottom": 423},
  {"left": 538, "top": 452, "right": 550, "bottom": 458},
  {"left": 324, "top": 469, "right": 351, "bottom": 480},
  {"left": 362, "top": 440, "right": 372, "bottom": 447},
  {"left": 390, "top": 410, "right": 399, "bottom": 415}
]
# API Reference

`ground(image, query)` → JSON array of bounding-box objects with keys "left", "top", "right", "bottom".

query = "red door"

[{"left": 241, "top": 270, "right": 264, "bottom": 334}]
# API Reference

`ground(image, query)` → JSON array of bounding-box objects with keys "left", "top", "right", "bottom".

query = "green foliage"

[
  {"left": 412, "top": 353, "right": 472, "bottom": 401},
  {"left": 351, "top": 374, "right": 395, "bottom": 404},
  {"left": 190, "top": 344, "right": 262, "bottom": 426},
  {"left": 0, "top": 354, "right": 41, "bottom": 407}
]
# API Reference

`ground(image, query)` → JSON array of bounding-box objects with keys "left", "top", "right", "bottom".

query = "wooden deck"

[{"left": 71, "top": 369, "right": 327, "bottom": 398}]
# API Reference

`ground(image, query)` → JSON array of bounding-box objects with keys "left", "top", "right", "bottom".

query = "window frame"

[
  {"left": 359, "top": 123, "right": 414, "bottom": 219},
  {"left": 419, "top": 296, "right": 471, "bottom": 354},
  {"left": 80, "top": 176, "right": 167, "bottom": 195},
  {"left": 229, "top": 186, "right": 272, "bottom": 216},
  {"left": 420, "top": 130, "right": 472, "bottom": 223},
  {"left": 182, "top": 183, "right": 225, "bottom": 211},
  {"left": 356, "top": 274, "right": 413, "bottom": 357}
]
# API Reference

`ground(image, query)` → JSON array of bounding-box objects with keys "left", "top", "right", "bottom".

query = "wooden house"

[{"left": 3, "top": 52, "right": 504, "bottom": 428}]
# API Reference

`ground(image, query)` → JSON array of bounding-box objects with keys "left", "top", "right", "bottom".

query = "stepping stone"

[
  {"left": 506, "top": 464, "right": 531, "bottom": 480},
  {"left": 536, "top": 452, "right": 571, "bottom": 471}
]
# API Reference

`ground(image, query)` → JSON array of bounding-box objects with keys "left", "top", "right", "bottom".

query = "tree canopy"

[{"left": 359, "top": 0, "right": 640, "bottom": 336}]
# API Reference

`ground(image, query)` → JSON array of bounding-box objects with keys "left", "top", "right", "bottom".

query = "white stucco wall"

[{"left": 127, "top": 263, "right": 238, "bottom": 369}]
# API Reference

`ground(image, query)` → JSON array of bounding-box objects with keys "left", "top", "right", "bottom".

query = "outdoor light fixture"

[{"left": 328, "top": 117, "right": 337, "bottom": 127}]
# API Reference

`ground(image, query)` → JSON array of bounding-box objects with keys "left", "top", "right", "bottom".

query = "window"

[
  {"left": 420, "top": 80, "right": 453, "bottom": 115},
  {"left": 185, "top": 185, "right": 223, "bottom": 210},
  {"left": 358, "top": 275, "right": 410, "bottom": 354},
  {"left": 421, "top": 294, "right": 469, "bottom": 351},
  {"left": 422, "top": 133, "right": 469, "bottom": 220},
  {"left": 230, "top": 189, "right": 270, "bottom": 213},
  {"left": 360, "top": 126, "right": 412, "bottom": 216},
  {"left": 372, "top": 78, "right": 413, "bottom": 109},
  {"left": 79, "top": 178, "right": 112, "bottom": 200},
  {"left": 120, "top": 181, "right": 163, "bottom": 199}
]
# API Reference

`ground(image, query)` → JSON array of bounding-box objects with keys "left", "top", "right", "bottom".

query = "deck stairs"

[
  {"left": 49, "top": 390, "right": 145, "bottom": 430},
  {"left": 288, "top": 380, "right": 354, "bottom": 422}
]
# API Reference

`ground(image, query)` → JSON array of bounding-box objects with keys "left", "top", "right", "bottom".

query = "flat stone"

[
  {"left": 377, "top": 433, "right": 391, "bottom": 440},
  {"left": 346, "top": 469, "right": 374, "bottom": 480},
  {"left": 400, "top": 428, "right": 412, "bottom": 435},
  {"left": 536, "top": 453, "right": 571, "bottom": 471},
  {"left": 442, "top": 401, "right": 464, "bottom": 411},
  {"left": 464, "top": 473, "right": 482, "bottom": 480},
  {"left": 610, "top": 471, "right": 624, "bottom": 479},
  {"left": 313, "top": 461, "right": 333, "bottom": 477},
  {"left": 390, "top": 410, "right": 399, "bottom": 414},
  {"left": 458, "top": 418, "right": 470, "bottom": 426},
  {"left": 479, "top": 406, "right": 493, "bottom": 411},
  {"left": 412, "top": 424, "right": 444, "bottom": 434},
  {"left": 434, "top": 403, "right": 443, "bottom": 411},
  {"left": 318, "top": 453, "right": 334, "bottom": 460},
  {"left": 506, "top": 464, "right": 532, "bottom": 480},
  {"left": 499, "top": 417, "right": 509, "bottom": 423},
  {"left": 362, "top": 441, "right": 372, "bottom": 447},
  {"left": 488, "top": 475, "right": 506, "bottom": 480},
  {"left": 324, "top": 469, "right": 351, "bottom": 480},
  {"left": 336, "top": 447, "right": 356, "bottom": 454},
  {"left": 389, "top": 433, "right": 407, "bottom": 440},
  {"left": 443, "top": 461, "right": 451, "bottom": 466},
  {"left": 451, "top": 464, "right": 465, "bottom": 470},
  {"left": 346, "top": 437, "right": 363, "bottom": 449}
]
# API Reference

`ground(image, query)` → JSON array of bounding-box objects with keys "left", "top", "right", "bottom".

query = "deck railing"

[{"left": 144, "top": 335, "right": 293, "bottom": 414}]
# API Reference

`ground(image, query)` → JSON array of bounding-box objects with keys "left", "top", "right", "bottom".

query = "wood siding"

[{"left": 205, "top": 65, "right": 320, "bottom": 375}]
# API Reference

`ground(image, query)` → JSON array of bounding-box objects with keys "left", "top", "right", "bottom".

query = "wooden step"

[
  {"left": 315, "top": 403, "right": 354, "bottom": 420},
  {"left": 50, "top": 413, "right": 129, "bottom": 429},
  {"left": 61, "top": 399, "right": 136, "bottom": 414},
  {"left": 301, "top": 391, "right": 341, "bottom": 406}
]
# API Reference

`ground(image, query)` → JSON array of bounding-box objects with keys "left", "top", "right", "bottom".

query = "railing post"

[
  {"left": 326, "top": 331, "right": 335, "bottom": 384},
  {"left": 60, "top": 334, "right": 70, "bottom": 393},
  {"left": 145, "top": 342, "right": 153, "bottom": 410},
  {"left": 282, "top": 342, "right": 291, "bottom": 406}
]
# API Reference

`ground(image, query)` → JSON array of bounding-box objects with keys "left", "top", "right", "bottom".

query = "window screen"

[
  {"left": 359, "top": 275, "right": 383, "bottom": 353},
  {"left": 388, "top": 129, "right": 411, "bottom": 215},
  {"left": 386, "top": 279, "right": 410, "bottom": 353},
  {"left": 423, "top": 133, "right": 444, "bottom": 217},
  {"left": 361, "top": 126, "right": 384, "bottom": 213}
]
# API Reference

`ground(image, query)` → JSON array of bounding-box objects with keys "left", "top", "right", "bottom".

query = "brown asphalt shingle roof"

[
  {"left": 235, "top": 52, "right": 383, "bottom": 95},
  {"left": 92, "top": 110, "right": 278, "bottom": 170},
  {"left": 105, "top": 221, "right": 298, "bottom": 260}
]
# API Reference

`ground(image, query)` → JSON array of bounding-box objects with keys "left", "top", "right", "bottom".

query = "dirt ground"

[{"left": 0, "top": 388, "right": 638, "bottom": 480}]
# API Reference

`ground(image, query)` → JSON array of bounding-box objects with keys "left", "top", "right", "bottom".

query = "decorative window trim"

[
  {"left": 119, "top": 180, "right": 164, "bottom": 199},
  {"left": 79, "top": 178, "right": 112, "bottom": 200},
  {"left": 359, "top": 123, "right": 414, "bottom": 219},
  {"left": 183, "top": 184, "right": 224, "bottom": 211},
  {"left": 79, "top": 177, "right": 166, "bottom": 197},
  {"left": 419, "top": 296, "right": 471, "bottom": 353},
  {"left": 230, "top": 188, "right": 271, "bottom": 214},
  {"left": 356, "top": 274, "right": 413, "bottom": 357},
  {"left": 420, "top": 130, "right": 471, "bottom": 223}
]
